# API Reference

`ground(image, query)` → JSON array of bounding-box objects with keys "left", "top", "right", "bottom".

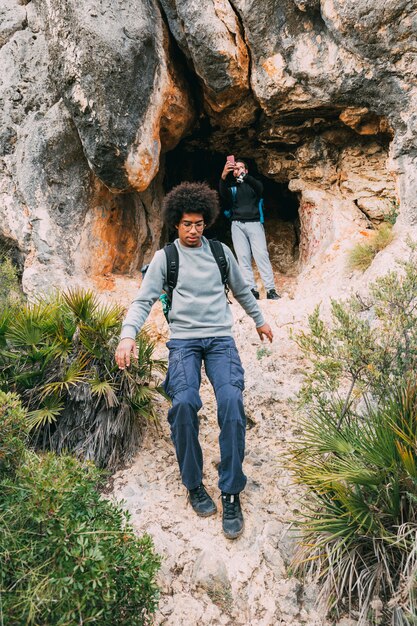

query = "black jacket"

[{"left": 219, "top": 174, "right": 263, "bottom": 222}]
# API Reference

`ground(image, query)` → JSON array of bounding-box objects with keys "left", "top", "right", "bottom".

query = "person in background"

[
  {"left": 219, "top": 157, "right": 280, "bottom": 300},
  {"left": 115, "top": 182, "right": 273, "bottom": 539}
]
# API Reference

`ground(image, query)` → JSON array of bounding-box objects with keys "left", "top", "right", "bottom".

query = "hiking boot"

[
  {"left": 188, "top": 484, "right": 217, "bottom": 517},
  {"left": 267, "top": 288, "right": 280, "bottom": 300},
  {"left": 221, "top": 493, "right": 244, "bottom": 539},
  {"left": 251, "top": 288, "right": 260, "bottom": 300}
]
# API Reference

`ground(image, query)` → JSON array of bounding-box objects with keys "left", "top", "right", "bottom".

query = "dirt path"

[{"left": 110, "top": 288, "right": 332, "bottom": 625}]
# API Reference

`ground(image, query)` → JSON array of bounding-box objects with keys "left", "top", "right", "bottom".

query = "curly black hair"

[{"left": 162, "top": 182, "right": 220, "bottom": 231}]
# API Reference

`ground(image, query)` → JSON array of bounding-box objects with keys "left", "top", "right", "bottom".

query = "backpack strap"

[
  {"left": 208, "top": 239, "right": 231, "bottom": 303},
  {"left": 224, "top": 186, "right": 237, "bottom": 220},
  {"left": 258, "top": 198, "right": 265, "bottom": 224},
  {"left": 163, "top": 243, "right": 179, "bottom": 302}
]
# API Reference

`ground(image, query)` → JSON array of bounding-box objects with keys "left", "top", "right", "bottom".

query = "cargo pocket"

[
  {"left": 229, "top": 347, "right": 245, "bottom": 390},
  {"left": 163, "top": 349, "right": 188, "bottom": 398}
]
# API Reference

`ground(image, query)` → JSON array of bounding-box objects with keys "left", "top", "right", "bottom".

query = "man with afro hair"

[{"left": 115, "top": 181, "right": 273, "bottom": 539}]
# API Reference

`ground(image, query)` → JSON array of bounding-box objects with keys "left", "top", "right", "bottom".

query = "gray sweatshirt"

[{"left": 120, "top": 237, "right": 265, "bottom": 340}]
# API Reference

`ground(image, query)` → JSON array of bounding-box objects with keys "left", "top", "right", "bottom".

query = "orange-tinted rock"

[
  {"left": 79, "top": 182, "right": 142, "bottom": 283},
  {"left": 339, "top": 108, "right": 392, "bottom": 136},
  {"left": 125, "top": 22, "right": 194, "bottom": 192}
]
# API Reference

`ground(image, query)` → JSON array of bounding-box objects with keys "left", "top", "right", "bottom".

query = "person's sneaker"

[
  {"left": 188, "top": 484, "right": 217, "bottom": 517},
  {"left": 267, "top": 288, "right": 280, "bottom": 300},
  {"left": 221, "top": 493, "right": 244, "bottom": 539},
  {"left": 251, "top": 288, "right": 260, "bottom": 300}
]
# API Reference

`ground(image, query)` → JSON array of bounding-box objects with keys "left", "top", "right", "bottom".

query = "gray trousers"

[{"left": 231, "top": 221, "right": 275, "bottom": 291}]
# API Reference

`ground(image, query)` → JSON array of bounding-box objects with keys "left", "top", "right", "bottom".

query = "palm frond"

[
  {"left": 62, "top": 288, "right": 98, "bottom": 322},
  {"left": 40, "top": 357, "right": 89, "bottom": 399},
  {"left": 27, "top": 396, "right": 64, "bottom": 430},
  {"left": 89, "top": 373, "right": 119, "bottom": 408}
]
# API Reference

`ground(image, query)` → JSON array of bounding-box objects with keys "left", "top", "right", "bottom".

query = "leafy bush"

[
  {"left": 290, "top": 383, "right": 417, "bottom": 624},
  {"left": 290, "top": 247, "right": 417, "bottom": 623},
  {"left": 348, "top": 223, "right": 394, "bottom": 271},
  {"left": 0, "top": 289, "right": 166, "bottom": 468},
  {"left": 0, "top": 249, "right": 23, "bottom": 307},
  {"left": 385, "top": 199, "right": 399, "bottom": 226},
  {"left": 296, "top": 247, "right": 417, "bottom": 414},
  {"left": 0, "top": 446, "right": 160, "bottom": 624},
  {"left": 0, "top": 390, "right": 27, "bottom": 475}
]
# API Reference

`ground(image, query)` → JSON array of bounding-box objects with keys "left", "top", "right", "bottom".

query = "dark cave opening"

[{"left": 164, "top": 146, "right": 300, "bottom": 275}]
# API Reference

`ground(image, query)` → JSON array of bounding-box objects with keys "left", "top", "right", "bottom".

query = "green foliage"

[
  {"left": 0, "top": 390, "right": 27, "bottom": 476},
  {"left": 384, "top": 199, "right": 399, "bottom": 226},
  {"left": 290, "top": 383, "right": 417, "bottom": 624},
  {"left": 0, "top": 442, "right": 160, "bottom": 624},
  {"left": 374, "top": 222, "right": 395, "bottom": 249},
  {"left": 0, "top": 289, "right": 166, "bottom": 468},
  {"left": 295, "top": 247, "right": 417, "bottom": 417},
  {"left": 256, "top": 346, "right": 272, "bottom": 360},
  {"left": 291, "top": 247, "right": 417, "bottom": 622},
  {"left": 0, "top": 249, "right": 23, "bottom": 308},
  {"left": 347, "top": 238, "right": 376, "bottom": 271},
  {"left": 348, "top": 223, "right": 394, "bottom": 271}
]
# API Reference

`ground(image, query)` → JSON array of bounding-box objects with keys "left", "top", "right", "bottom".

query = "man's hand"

[
  {"left": 115, "top": 338, "right": 138, "bottom": 369},
  {"left": 234, "top": 164, "right": 246, "bottom": 179},
  {"left": 256, "top": 323, "right": 273, "bottom": 343},
  {"left": 221, "top": 160, "right": 235, "bottom": 180}
]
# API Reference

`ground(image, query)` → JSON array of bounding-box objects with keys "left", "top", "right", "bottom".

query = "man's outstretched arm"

[{"left": 115, "top": 250, "right": 165, "bottom": 369}]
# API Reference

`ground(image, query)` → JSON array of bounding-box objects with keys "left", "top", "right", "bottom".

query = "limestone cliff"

[{"left": 0, "top": 0, "right": 416, "bottom": 292}]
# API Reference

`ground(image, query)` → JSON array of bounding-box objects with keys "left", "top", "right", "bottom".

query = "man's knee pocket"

[
  {"left": 216, "top": 382, "right": 244, "bottom": 409},
  {"left": 229, "top": 347, "right": 245, "bottom": 390},
  {"left": 171, "top": 387, "right": 202, "bottom": 411},
  {"left": 163, "top": 350, "right": 188, "bottom": 397}
]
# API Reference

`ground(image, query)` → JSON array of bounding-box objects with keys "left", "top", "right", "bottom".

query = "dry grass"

[{"left": 348, "top": 223, "right": 394, "bottom": 271}]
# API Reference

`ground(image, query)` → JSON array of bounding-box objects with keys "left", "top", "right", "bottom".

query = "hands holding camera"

[
  {"left": 221, "top": 156, "right": 246, "bottom": 182},
  {"left": 221, "top": 160, "right": 235, "bottom": 180}
]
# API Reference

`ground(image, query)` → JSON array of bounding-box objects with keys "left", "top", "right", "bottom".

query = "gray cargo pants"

[{"left": 231, "top": 220, "right": 275, "bottom": 291}]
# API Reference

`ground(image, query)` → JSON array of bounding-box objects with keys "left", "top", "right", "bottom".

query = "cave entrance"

[{"left": 164, "top": 147, "right": 300, "bottom": 284}]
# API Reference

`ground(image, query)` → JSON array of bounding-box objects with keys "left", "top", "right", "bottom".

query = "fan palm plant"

[
  {"left": 289, "top": 383, "right": 417, "bottom": 625},
  {"left": 0, "top": 289, "right": 166, "bottom": 468}
]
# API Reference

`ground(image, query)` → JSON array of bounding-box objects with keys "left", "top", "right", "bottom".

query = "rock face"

[{"left": 0, "top": 0, "right": 416, "bottom": 292}]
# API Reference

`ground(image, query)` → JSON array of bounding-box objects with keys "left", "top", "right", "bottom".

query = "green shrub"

[
  {"left": 385, "top": 199, "right": 399, "bottom": 225},
  {"left": 290, "top": 383, "right": 417, "bottom": 624},
  {"left": 0, "top": 390, "right": 27, "bottom": 475},
  {"left": 0, "top": 250, "right": 23, "bottom": 307},
  {"left": 348, "top": 223, "right": 394, "bottom": 271},
  {"left": 295, "top": 246, "right": 417, "bottom": 414},
  {"left": 0, "top": 450, "right": 160, "bottom": 625},
  {"left": 347, "top": 238, "right": 376, "bottom": 271},
  {"left": 374, "top": 221, "right": 394, "bottom": 250},
  {"left": 0, "top": 289, "right": 166, "bottom": 468},
  {"left": 290, "top": 246, "right": 417, "bottom": 622}
]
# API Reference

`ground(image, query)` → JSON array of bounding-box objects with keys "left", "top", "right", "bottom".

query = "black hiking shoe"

[
  {"left": 188, "top": 484, "right": 217, "bottom": 517},
  {"left": 221, "top": 493, "right": 244, "bottom": 539},
  {"left": 251, "top": 288, "right": 260, "bottom": 300},
  {"left": 267, "top": 289, "right": 280, "bottom": 300}
]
